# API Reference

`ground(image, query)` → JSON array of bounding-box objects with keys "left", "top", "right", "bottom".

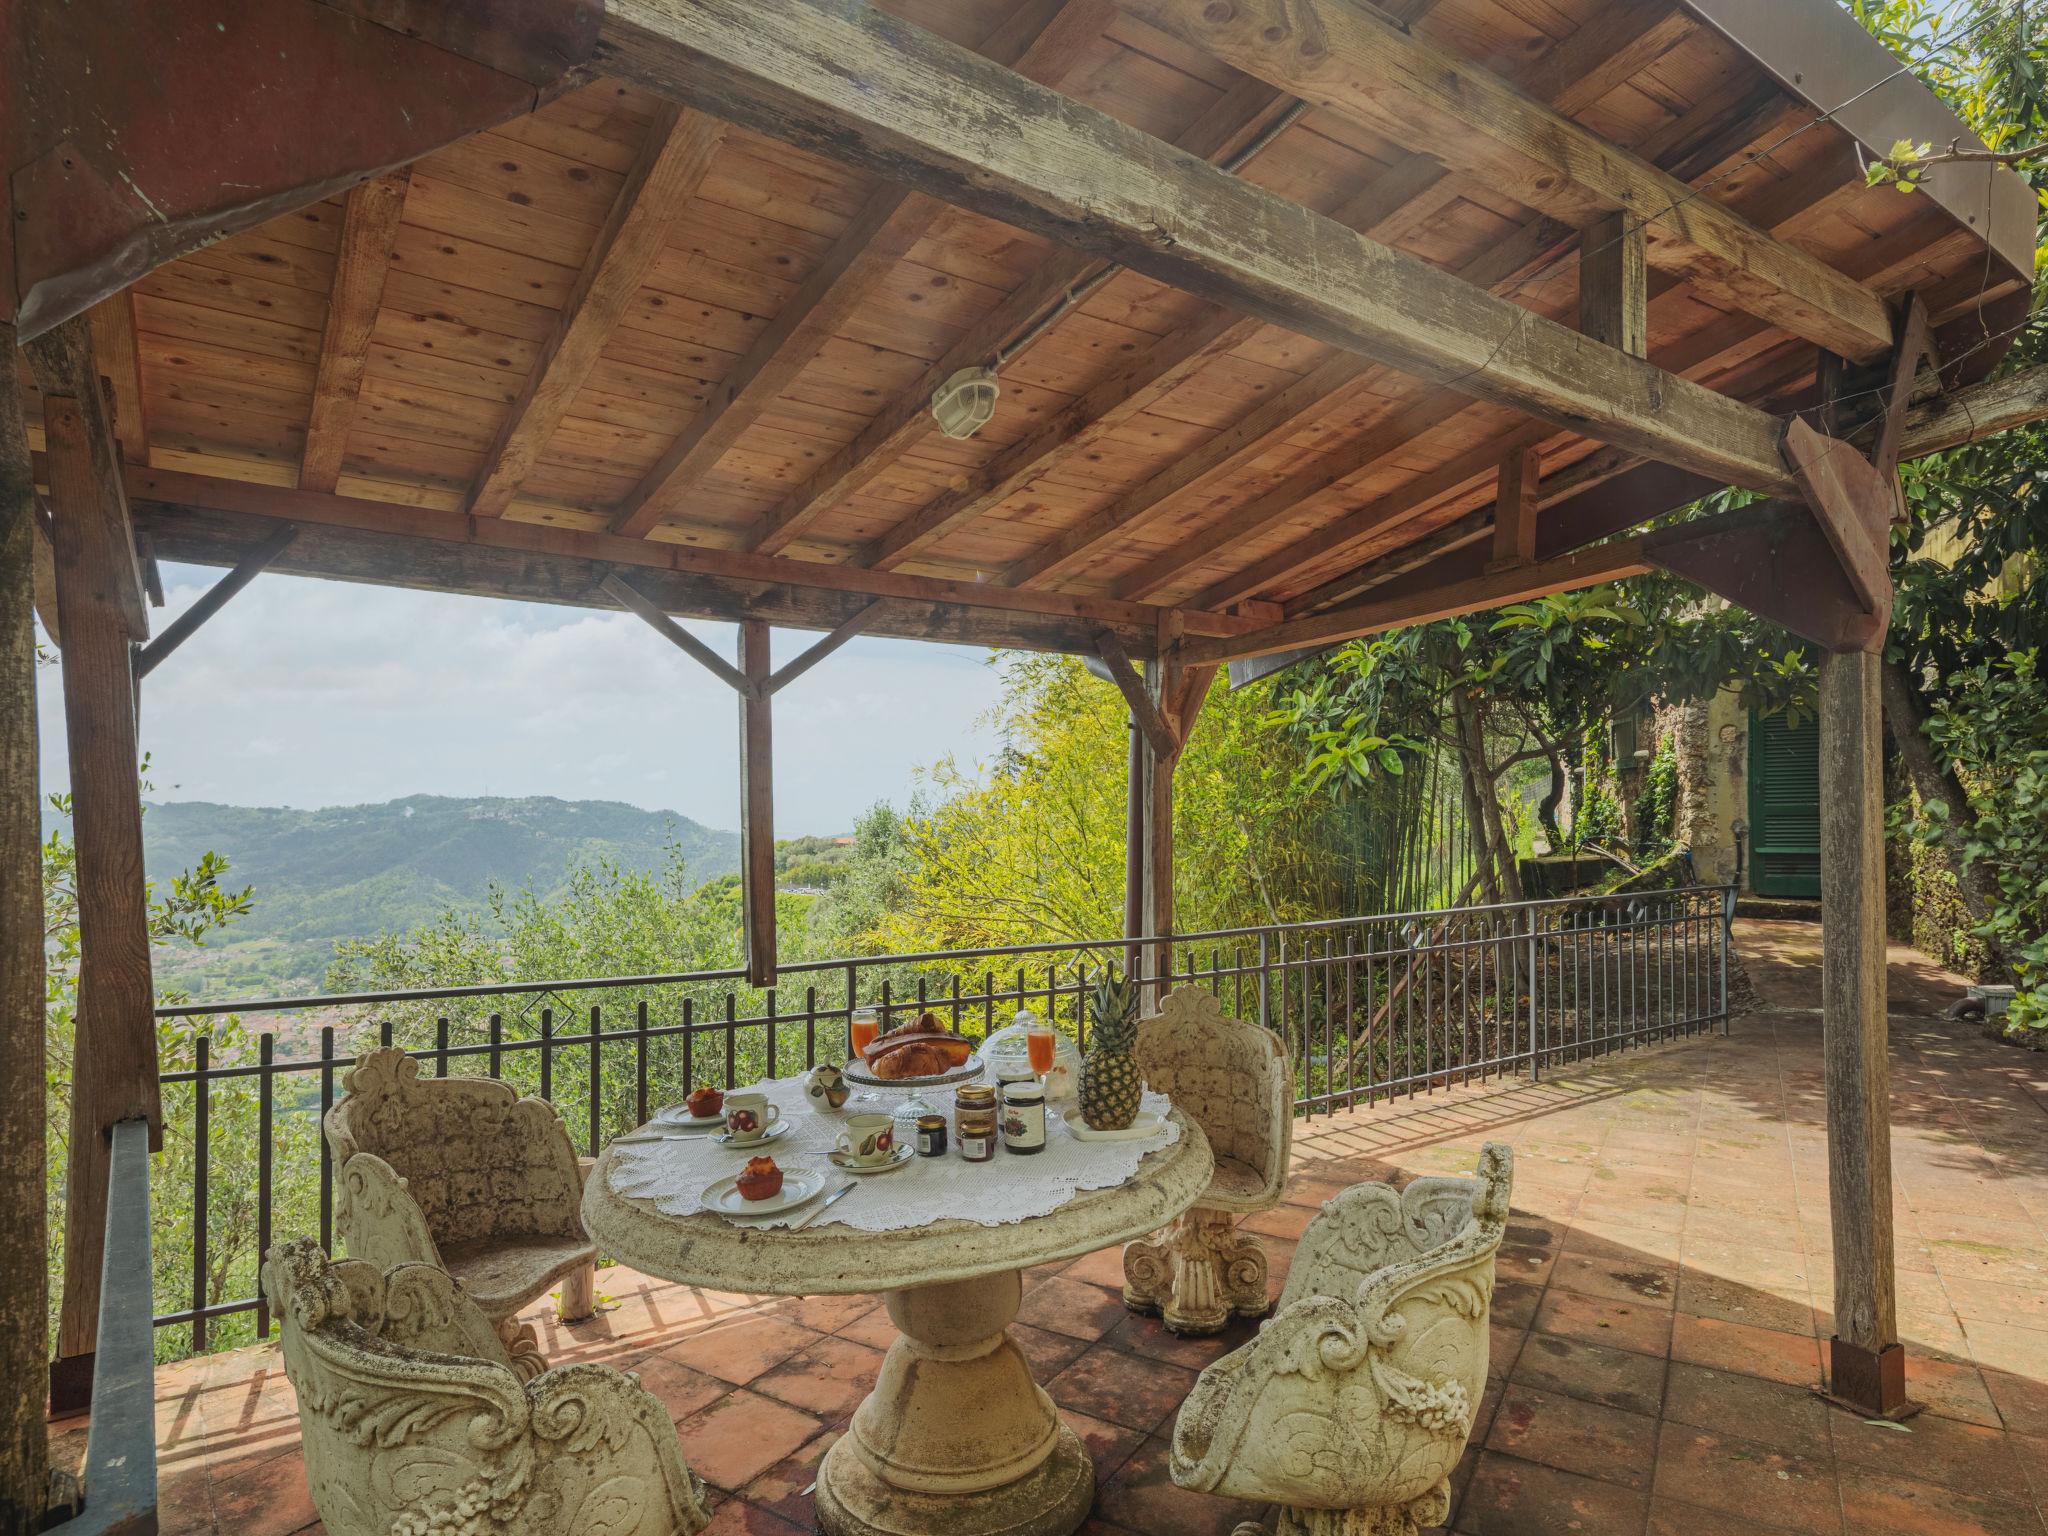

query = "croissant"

[{"left": 868, "top": 1038, "right": 972, "bottom": 1079}]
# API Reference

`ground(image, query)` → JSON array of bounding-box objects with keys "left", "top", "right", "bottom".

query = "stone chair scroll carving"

[
  {"left": 263, "top": 1239, "right": 712, "bottom": 1536},
  {"left": 324, "top": 1048, "right": 598, "bottom": 1379},
  {"left": 1170, "top": 1143, "right": 1515, "bottom": 1536},
  {"left": 1122, "top": 984, "right": 1294, "bottom": 1334}
]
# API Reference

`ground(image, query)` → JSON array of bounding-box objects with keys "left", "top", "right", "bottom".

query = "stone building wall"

[{"left": 1648, "top": 690, "right": 1750, "bottom": 887}]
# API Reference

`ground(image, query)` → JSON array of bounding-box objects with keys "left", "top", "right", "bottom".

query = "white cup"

[
  {"left": 722, "top": 1092, "right": 781, "bottom": 1144},
  {"left": 836, "top": 1113, "right": 896, "bottom": 1166}
]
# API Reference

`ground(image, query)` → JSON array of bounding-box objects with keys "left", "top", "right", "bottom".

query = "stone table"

[{"left": 583, "top": 1110, "right": 1214, "bottom": 1536}]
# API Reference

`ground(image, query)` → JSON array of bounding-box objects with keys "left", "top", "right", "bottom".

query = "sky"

[{"left": 35, "top": 563, "right": 1007, "bottom": 836}]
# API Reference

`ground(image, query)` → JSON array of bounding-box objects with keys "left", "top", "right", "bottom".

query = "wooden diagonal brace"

[
  {"left": 764, "top": 599, "right": 891, "bottom": 695},
  {"left": 601, "top": 573, "right": 755, "bottom": 695},
  {"left": 1645, "top": 499, "right": 1884, "bottom": 655},
  {"left": 1095, "top": 629, "right": 1180, "bottom": 761},
  {"left": 1781, "top": 417, "right": 1892, "bottom": 618},
  {"left": 135, "top": 522, "right": 297, "bottom": 679}
]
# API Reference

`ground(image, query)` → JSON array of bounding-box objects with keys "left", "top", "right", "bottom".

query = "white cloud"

[{"left": 36, "top": 564, "right": 1003, "bottom": 834}]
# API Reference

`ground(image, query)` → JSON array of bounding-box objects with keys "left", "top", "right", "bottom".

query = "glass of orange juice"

[
  {"left": 1026, "top": 1022, "right": 1057, "bottom": 1076},
  {"left": 850, "top": 1007, "right": 881, "bottom": 1060}
]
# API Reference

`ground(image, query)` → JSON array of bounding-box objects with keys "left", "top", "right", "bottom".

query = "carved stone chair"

[
  {"left": 1122, "top": 985, "right": 1294, "bottom": 1334},
  {"left": 1170, "top": 1143, "right": 1515, "bottom": 1536},
  {"left": 264, "top": 1239, "right": 711, "bottom": 1536},
  {"left": 324, "top": 1048, "right": 597, "bottom": 1379}
]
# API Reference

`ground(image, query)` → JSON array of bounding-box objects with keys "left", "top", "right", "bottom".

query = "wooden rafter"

[
  {"left": 1114, "top": 0, "right": 1894, "bottom": 362},
  {"left": 469, "top": 108, "right": 725, "bottom": 519},
  {"left": 610, "top": 0, "right": 1111, "bottom": 542},
  {"left": 300, "top": 171, "right": 411, "bottom": 495},
  {"left": 740, "top": 71, "right": 1297, "bottom": 559}
]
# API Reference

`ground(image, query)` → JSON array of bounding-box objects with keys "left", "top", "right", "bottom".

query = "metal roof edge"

[{"left": 1681, "top": 0, "right": 2037, "bottom": 284}]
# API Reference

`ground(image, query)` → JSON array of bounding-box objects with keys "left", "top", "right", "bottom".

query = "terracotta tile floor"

[{"left": 97, "top": 922, "right": 2048, "bottom": 1535}]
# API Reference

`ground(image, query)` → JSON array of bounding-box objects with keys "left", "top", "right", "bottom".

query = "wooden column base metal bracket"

[{"left": 1818, "top": 1338, "right": 1919, "bottom": 1421}]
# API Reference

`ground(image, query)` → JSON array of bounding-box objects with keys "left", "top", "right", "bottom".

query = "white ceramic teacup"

[
  {"left": 836, "top": 1113, "right": 896, "bottom": 1166},
  {"left": 722, "top": 1092, "right": 781, "bottom": 1145}
]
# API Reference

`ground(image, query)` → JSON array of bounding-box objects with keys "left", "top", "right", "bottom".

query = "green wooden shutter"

[{"left": 1747, "top": 710, "right": 1821, "bottom": 898}]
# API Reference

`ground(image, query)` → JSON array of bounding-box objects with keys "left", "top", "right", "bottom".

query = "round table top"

[{"left": 582, "top": 1110, "right": 1214, "bottom": 1295}]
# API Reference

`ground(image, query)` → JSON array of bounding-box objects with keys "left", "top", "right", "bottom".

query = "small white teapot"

[{"left": 806, "top": 1062, "right": 851, "bottom": 1113}]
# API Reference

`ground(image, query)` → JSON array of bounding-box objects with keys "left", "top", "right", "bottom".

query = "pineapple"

[{"left": 1080, "top": 967, "right": 1144, "bottom": 1130}]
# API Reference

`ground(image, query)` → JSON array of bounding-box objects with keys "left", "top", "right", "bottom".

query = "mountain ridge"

[{"left": 100, "top": 794, "right": 744, "bottom": 998}]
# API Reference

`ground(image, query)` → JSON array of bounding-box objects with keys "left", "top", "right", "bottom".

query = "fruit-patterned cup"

[
  {"left": 722, "top": 1092, "right": 781, "bottom": 1145},
  {"left": 835, "top": 1113, "right": 895, "bottom": 1166}
]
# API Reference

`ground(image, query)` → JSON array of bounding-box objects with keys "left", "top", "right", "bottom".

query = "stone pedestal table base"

[
  {"left": 815, "top": 1269, "right": 1096, "bottom": 1536},
  {"left": 1122, "top": 1205, "right": 1269, "bottom": 1335}
]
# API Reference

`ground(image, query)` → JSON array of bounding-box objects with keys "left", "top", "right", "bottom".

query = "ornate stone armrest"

[
  {"left": 336, "top": 1152, "right": 443, "bottom": 1274},
  {"left": 525, "top": 1363, "right": 713, "bottom": 1536}
]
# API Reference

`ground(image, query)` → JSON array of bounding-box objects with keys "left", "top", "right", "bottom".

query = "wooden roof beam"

[
  {"left": 117, "top": 464, "right": 1258, "bottom": 650},
  {"left": 301, "top": 171, "right": 411, "bottom": 495},
  {"left": 1114, "top": 0, "right": 1895, "bottom": 363},
  {"left": 468, "top": 109, "right": 724, "bottom": 519},
  {"left": 611, "top": 0, "right": 1113, "bottom": 541},
  {"left": 989, "top": 4, "right": 1689, "bottom": 591},
  {"left": 598, "top": 0, "right": 1800, "bottom": 506},
  {"left": 1183, "top": 538, "right": 1657, "bottom": 664}
]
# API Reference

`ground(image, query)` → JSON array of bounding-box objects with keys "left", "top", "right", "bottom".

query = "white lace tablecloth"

[{"left": 605, "top": 1071, "right": 1180, "bottom": 1232}]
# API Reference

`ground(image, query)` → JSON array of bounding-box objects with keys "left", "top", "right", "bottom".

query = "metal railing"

[{"left": 149, "top": 886, "right": 1731, "bottom": 1355}]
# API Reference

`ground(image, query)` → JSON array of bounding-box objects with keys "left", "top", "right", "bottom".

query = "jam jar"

[
  {"left": 915, "top": 1114, "right": 948, "bottom": 1157},
  {"left": 1001, "top": 1079, "right": 1047, "bottom": 1155},
  {"left": 954, "top": 1085, "right": 998, "bottom": 1163}
]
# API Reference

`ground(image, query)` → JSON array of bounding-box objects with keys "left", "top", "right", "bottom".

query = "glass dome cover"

[{"left": 981, "top": 1012, "right": 1082, "bottom": 1104}]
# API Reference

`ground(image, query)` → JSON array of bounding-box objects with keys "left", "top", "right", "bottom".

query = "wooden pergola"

[{"left": 5, "top": 0, "right": 2045, "bottom": 1461}]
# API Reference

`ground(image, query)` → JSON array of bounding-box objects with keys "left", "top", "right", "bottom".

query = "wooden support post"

[
  {"left": 1818, "top": 647, "right": 1906, "bottom": 1416},
  {"left": 1, "top": 323, "right": 51, "bottom": 1536},
  {"left": 1489, "top": 445, "right": 1541, "bottom": 568},
  {"left": 27, "top": 318, "right": 158, "bottom": 1411},
  {"left": 738, "top": 620, "right": 776, "bottom": 988},
  {"left": 1123, "top": 715, "right": 1144, "bottom": 980},
  {"left": 1138, "top": 650, "right": 1178, "bottom": 986},
  {"left": 1578, "top": 211, "right": 1648, "bottom": 358}
]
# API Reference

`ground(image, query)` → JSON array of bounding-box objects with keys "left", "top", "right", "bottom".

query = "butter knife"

[{"left": 790, "top": 1179, "right": 857, "bottom": 1230}]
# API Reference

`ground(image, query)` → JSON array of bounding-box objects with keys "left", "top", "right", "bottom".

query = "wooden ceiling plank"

[
  {"left": 743, "top": 71, "right": 1295, "bottom": 559},
  {"left": 300, "top": 171, "right": 412, "bottom": 495},
  {"left": 614, "top": 0, "right": 1116, "bottom": 542},
  {"left": 467, "top": 108, "right": 725, "bottom": 519},
  {"left": 1202, "top": 420, "right": 1554, "bottom": 612},
  {"left": 1113, "top": 0, "right": 1895, "bottom": 362},
  {"left": 86, "top": 292, "right": 150, "bottom": 465},
  {"left": 1107, "top": 214, "right": 1567, "bottom": 603},
  {"left": 862, "top": 305, "right": 1250, "bottom": 570}
]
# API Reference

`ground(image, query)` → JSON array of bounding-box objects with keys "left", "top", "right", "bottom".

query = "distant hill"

[{"left": 101, "top": 796, "right": 742, "bottom": 998}]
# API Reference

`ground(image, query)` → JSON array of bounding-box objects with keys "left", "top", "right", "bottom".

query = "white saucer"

[
  {"left": 1057, "top": 1108, "right": 1164, "bottom": 1143},
  {"left": 828, "top": 1142, "right": 915, "bottom": 1174},
  {"left": 717, "top": 1119, "right": 791, "bottom": 1148},
  {"left": 700, "top": 1168, "right": 825, "bottom": 1217},
  {"left": 652, "top": 1106, "right": 726, "bottom": 1131}
]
